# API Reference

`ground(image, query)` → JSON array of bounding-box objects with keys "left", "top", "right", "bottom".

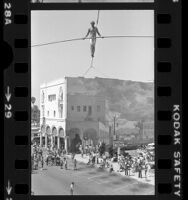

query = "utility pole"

[
  {"left": 112, "top": 115, "right": 120, "bottom": 148},
  {"left": 113, "top": 116, "right": 116, "bottom": 140}
]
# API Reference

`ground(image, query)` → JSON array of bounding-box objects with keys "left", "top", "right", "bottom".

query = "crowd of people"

[
  {"left": 116, "top": 152, "right": 152, "bottom": 179},
  {"left": 78, "top": 143, "right": 154, "bottom": 180},
  {"left": 31, "top": 141, "right": 154, "bottom": 180},
  {"left": 31, "top": 143, "right": 78, "bottom": 171}
]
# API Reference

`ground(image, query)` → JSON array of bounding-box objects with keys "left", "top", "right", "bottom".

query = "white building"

[{"left": 39, "top": 77, "right": 112, "bottom": 152}]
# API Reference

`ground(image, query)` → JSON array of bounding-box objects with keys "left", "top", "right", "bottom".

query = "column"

[
  {"left": 57, "top": 136, "right": 60, "bottom": 150},
  {"left": 51, "top": 135, "right": 53, "bottom": 150},
  {"left": 45, "top": 134, "right": 47, "bottom": 148},
  {"left": 64, "top": 136, "right": 68, "bottom": 153}
]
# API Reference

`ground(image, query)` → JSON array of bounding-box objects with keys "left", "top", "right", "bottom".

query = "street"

[{"left": 32, "top": 158, "right": 154, "bottom": 195}]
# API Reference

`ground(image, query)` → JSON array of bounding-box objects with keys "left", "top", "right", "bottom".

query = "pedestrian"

[
  {"left": 81, "top": 150, "right": 84, "bottom": 158},
  {"left": 46, "top": 155, "right": 49, "bottom": 166},
  {"left": 73, "top": 158, "right": 77, "bottom": 170},
  {"left": 109, "top": 163, "right": 113, "bottom": 173},
  {"left": 41, "top": 155, "right": 44, "bottom": 170},
  {"left": 124, "top": 162, "right": 128, "bottom": 176},
  {"left": 64, "top": 158, "right": 68, "bottom": 170},
  {"left": 127, "top": 160, "right": 131, "bottom": 176},
  {"left": 70, "top": 182, "right": 74, "bottom": 195},
  {"left": 145, "top": 162, "right": 151, "bottom": 180},
  {"left": 138, "top": 163, "right": 142, "bottom": 178},
  {"left": 83, "top": 21, "right": 103, "bottom": 58},
  {"left": 71, "top": 153, "right": 74, "bottom": 161},
  {"left": 60, "top": 156, "right": 64, "bottom": 169}
]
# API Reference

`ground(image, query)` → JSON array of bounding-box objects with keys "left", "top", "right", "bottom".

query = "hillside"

[{"left": 67, "top": 77, "right": 154, "bottom": 122}]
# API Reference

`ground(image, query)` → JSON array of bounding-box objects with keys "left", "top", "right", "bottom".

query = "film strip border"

[
  {"left": 4, "top": 0, "right": 30, "bottom": 199},
  {"left": 3, "top": 0, "right": 182, "bottom": 199},
  {"left": 156, "top": 0, "right": 182, "bottom": 198}
]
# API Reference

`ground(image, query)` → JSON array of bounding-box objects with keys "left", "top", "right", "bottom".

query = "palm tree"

[
  {"left": 31, "top": 97, "right": 36, "bottom": 107},
  {"left": 31, "top": 97, "right": 40, "bottom": 125}
]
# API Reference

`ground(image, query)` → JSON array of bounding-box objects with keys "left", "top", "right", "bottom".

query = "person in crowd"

[
  {"left": 64, "top": 158, "right": 68, "bottom": 170},
  {"left": 145, "top": 161, "right": 151, "bottom": 180},
  {"left": 138, "top": 162, "right": 142, "bottom": 178},
  {"left": 81, "top": 150, "right": 84, "bottom": 158},
  {"left": 60, "top": 156, "right": 64, "bottom": 169},
  {"left": 91, "top": 155, "right": 95, "bottom": 166},
  {"left": 124, "top": 160, "right": 128, "bottom": 176},
  {"left": 34, "top": 153, "right": 38, "bottom": 170},
  {"left": 109, "top": 163, "right": 113, "bottom": 173},
  {"left": 73, "top": 158, "right": 77, "bottom": 170},
  {"left": 41, "top": 155, "right": 44, "bottom": 170},
  {"left": 127, "top": 159, "right": 131, "bottom": 176},
  {"left": 46, "top": 153, "right": 49, "bottom": 166}
]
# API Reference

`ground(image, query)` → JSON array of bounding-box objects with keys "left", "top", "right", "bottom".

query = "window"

[
  {"left": 54, "top": 111, "right": 56, "bottom": 117},
  {"left": 77, "top": 106, "right": 81, "bottom": 112},
  {"left": 48, "top": 94, "right": 56, "bottom": 102},
  {"left": 88, "top": 106, "right": 92, "bottom": 115},
  {"left": 47, "top": 111, "right": 49, "bottom": 117},
  {"left": 41, "top": 105, "right": 45, "bottom": 117},
  {"left": 59, "top": 105, "right": 63, "bottom": 118},
  {"left": 71, "top": 106, "right": 74, "bottom": 111},
  {"left": 83, "top": 106, "right": 87, "bottom": 112},
  {"left": 97, "top": 105, "right": 101, "bottom": 112}
]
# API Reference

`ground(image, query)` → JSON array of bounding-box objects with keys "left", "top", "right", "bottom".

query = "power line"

[
  {"left": 82, "top": 57, "right": 110, "bottom": 78},
  {"left": 82, "top": 58, "right": 94, "bottom": 76},
  {"left": 83, "top": 66, "right": 93, "bottom": 77},
  {"left": 31, "top": 35, "right": 154, "bottom": 48},
  {"left": 96, "top": 10, "right": 100, "bottom": 25}
]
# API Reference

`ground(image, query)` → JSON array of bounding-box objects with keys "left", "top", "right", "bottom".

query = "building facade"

[{"left": 39, "top": 77, "right": 111, "bottom": 152}]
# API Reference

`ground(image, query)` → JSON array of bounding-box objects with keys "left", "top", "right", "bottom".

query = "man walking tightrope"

[{"left": 83, "top": 21, "right": 103, "bottom": 58}]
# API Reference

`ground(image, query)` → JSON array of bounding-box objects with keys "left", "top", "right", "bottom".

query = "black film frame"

[{"left": 3, "top": 0, "right": 182, "bottom": 200}]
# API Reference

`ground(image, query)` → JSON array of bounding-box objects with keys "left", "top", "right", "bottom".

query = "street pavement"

[{"left": 32, "top": 158, "right": 154, "bottom": 195}]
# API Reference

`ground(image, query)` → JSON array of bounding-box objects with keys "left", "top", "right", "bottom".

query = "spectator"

[
  {"left": 109, "top": 163, "right": 113, "bottom": 173},
  {"left": 60, "top": 156, "right": 64, "bottom": 169},
  {"left": 145, "top": 162, "right": 151, "bottom": 180},
  {"left": 73, "top": 159, "right": 77, "bottom": 170},
  {"left": 41, "top": 155, "right": 44, "bottom": 170},
  {"left": 124, "top": 161, "right": 128, "bottom": 176},
  {"left": 138, "top": 163, "right": 142, "bottom": 178},
  {"left": 64, "top": 158, "right": 68, "bottom": 170}
]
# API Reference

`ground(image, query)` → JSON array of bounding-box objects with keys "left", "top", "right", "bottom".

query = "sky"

[{"left": 31, "top": 10, "right": 154, "bottom": 105}]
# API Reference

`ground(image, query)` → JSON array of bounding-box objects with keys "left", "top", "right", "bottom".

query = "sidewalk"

[{"left": 68, "top": 154, "right": 155, "bottom": 186}]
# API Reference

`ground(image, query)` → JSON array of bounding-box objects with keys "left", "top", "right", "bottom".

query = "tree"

[
  {"left": 32, "top": 105, "right": 40, "bottom": 125},
  {"left": 31, "top": 97, "right": 40, "bottom": 125},
  {"left": 31, "top": 97, "right": 36, "bottom": 105}
]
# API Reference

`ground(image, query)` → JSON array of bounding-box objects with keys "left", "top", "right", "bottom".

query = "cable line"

[
  {"left": 96, "top": 10, "right": 100, "bottom": 25},
  {"left": 31, "top": 35, "right": 154, "bottom": 47},
  {"left": 82, "top": 58, "right": 110, "bottom": 78},
  {"left": 82, "top": 58, "right": 94, "bottom": 76}
]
